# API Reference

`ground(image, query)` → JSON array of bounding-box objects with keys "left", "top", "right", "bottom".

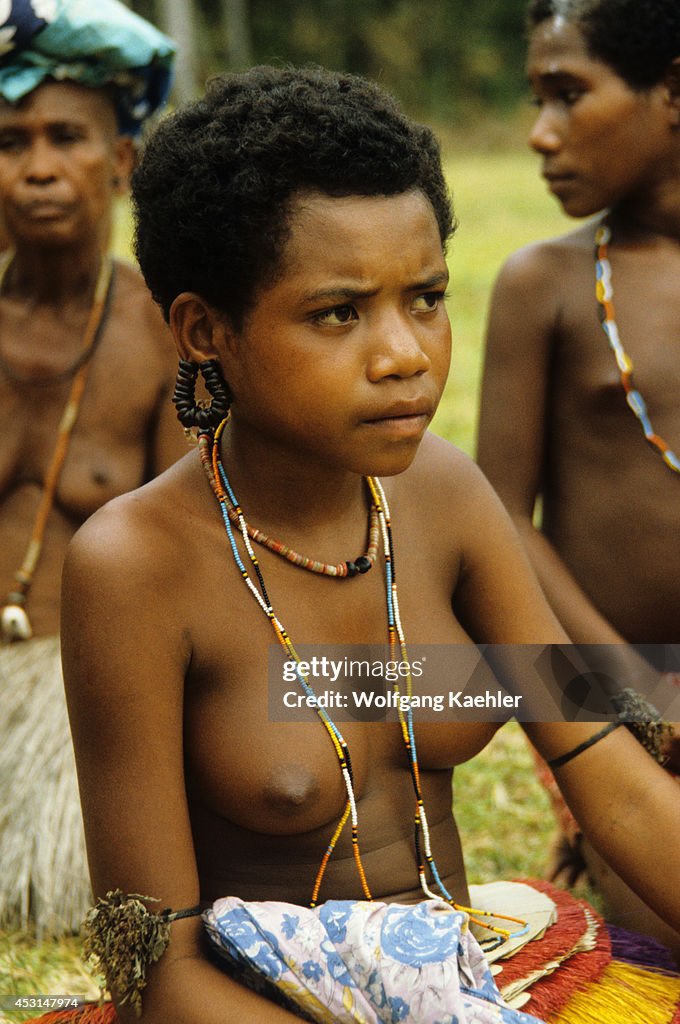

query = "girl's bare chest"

[
  {"left": 555, "top": 250, "right": 680, "bottom": 409},
  {"left": 182, "top": 549, "right": 486, "bottom": 833}
]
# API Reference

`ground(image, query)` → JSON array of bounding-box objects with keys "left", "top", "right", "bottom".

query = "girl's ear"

[
  {"left": 664, "top": 57, "right": 680, "bottom": 126},
  {"left": 169, "top": 292, "right": 232, "bottom": 363}
]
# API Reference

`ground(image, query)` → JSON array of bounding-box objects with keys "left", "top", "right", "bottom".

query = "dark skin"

[
  {"left": 478, "top": 17, "right": 680, "bottom": 953},
  {"left": 0, "top": 81, "right": 187, "bottom": 636},
  {"left": 63, "top": 191, "right": 680, "bottom": 1023},
  {"left": 480, "top": 221, "right": 680, "bottom": 646}
]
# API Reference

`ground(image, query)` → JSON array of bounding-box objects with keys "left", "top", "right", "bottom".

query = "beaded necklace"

[
  {"left": 594, "top": 223, "right": 680, "bottom": 474},
  {"left": 199, "top": 418, "right": 527, "bottom": 945},
  {"left": 0, "top": 254, "right": 115, "bottom": 643},
  {"left": 221, "top": 489, "right": 380, "bottom": 577}
]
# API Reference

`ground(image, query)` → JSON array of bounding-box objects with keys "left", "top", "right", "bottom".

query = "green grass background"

[
  {"left": 1, "top": 142, "right": 574, "bottom": 1019},
  {"left": 433, "top": 143, "right": 568, "bottom": 453}
]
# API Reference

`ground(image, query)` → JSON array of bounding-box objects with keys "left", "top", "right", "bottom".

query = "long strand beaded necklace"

[
  {"left": 199, "top": 418, "right": 528, "bottom": 946},
  {"left": 594, "top": 222, "right": 680, "bottom": 474},
  {"left": 0, "top": 254, "right": 115, "bottom": 643}
]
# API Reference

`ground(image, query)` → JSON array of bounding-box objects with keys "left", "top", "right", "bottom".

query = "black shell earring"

[{"left": 172, "top": 358, "right": 231, "bottom": 430}]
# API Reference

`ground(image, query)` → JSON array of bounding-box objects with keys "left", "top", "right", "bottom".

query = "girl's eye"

[
  {"left": 530, "top": 89, "right": 584, "bottom": 109},
  {"left": 314, "top": 304, "right": 358, "bottom": 326},
  {"left": 557, "top": 88, "right": 584, "bottom": 106},
  {"left": 412, "top": 291, "right": 446, "bottom": 312}
]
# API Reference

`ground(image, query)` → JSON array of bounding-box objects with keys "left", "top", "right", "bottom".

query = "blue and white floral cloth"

[
  {"left": 0, "top": 0, "right": 175, "bottom": 134},
  {"left": 203, "top": 897, "right": 547, "bottom": 1024}
]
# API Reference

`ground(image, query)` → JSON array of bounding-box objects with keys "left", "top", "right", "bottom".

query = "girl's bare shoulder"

[
  {"left": 395, "top": 432, "right": 498, "bottom": 524},
  {"left": 498, "top": 217, "right": 602, "bottom": 284}
]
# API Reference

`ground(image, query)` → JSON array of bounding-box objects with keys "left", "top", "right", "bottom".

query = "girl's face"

[
  {"left": 527, "top": 17, "right": 676, "bottom": 218},
  {"left": 221, "top": 189, "right": 452, "bottom": 480}
]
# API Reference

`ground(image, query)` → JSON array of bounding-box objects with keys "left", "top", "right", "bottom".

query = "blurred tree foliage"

[{"left": 131, "top": 0, "right": 530, "bottom": 116}]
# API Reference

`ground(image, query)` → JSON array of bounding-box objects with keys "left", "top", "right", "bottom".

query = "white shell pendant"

[{"left": 1, "top": 603, "right": 33, "bottom": 643}]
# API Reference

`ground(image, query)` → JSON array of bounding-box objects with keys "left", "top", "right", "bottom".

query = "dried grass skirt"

[{"left": 0, "top": 636, "right": 90, "bottom": 937}]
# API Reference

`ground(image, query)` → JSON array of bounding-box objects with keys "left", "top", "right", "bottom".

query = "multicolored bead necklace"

[
  {"left": 595, "top": 223, "right": 680, "bottom": 474},
  {"left": 221, "top": 485, "right": 379, "bottom": 577},
  {"left": 198, "top": 418, "right": 527, "bottom": 945}
]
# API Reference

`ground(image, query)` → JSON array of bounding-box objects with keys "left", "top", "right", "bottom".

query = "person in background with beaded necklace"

[
  {"left": 477, "top": 0, "right": 680, "bottom": 959},
  {"left": 0, "top": 0, "right": 185, "bottom": 939},
  {"left": 41, "top": 65, "right": 680, "bottom": 1024}
]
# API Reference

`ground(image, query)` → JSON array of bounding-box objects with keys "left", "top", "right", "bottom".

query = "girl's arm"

[
  {"left": 525, "top": 719, "right": 680, "bottom": 934},
  {"left": 61, "top": 493, "right": 299, "bottom": 1024},
  {"left": 446, "top": 456, "right": 680, "bottom": 934}
]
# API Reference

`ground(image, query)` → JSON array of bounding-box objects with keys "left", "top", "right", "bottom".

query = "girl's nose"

[
  {"left": 529, "top": 106, "right": 562, "bottom": 155},
  {"left": 366, "top": 317, "right": 431, "bottom": 382}
]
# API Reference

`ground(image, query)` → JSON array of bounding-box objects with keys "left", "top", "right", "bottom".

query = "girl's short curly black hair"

[
  {"left": 527, "top": 0, "right": 680, "bottom": 89},
  {"left": 132, "top": 65, "right": 455, "bottom": 327}
]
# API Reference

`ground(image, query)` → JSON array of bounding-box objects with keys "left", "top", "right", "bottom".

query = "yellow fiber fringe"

[{"left": 549, "top": 961, "right": 680, "bottom": 1024}]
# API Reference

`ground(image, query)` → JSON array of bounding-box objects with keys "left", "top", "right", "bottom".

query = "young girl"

[
  {"left": 477, "top": 0, "right": 680, "bottom": 954},
  {"left": 58, "top": 67, "right": 680, "bottom": 1024}
]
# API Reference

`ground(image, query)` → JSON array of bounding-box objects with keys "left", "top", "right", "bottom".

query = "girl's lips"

[
  {"left": 543, "top": 172, "right": 576, "bottom": 193},
  {"left": 364, "top": 398, "right": 432, "bottom": 422},
  {"left": 362, "top": 411, "right": 430, "bottom": 439}
]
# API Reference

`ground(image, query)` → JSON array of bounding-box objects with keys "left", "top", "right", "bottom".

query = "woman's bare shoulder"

[
  {"left": 112, "top": 256, "right": 155, "bottom": 295},
  {"left": 65, "top": 450, "right": 201, "bottom": 581},
  {"left": 111, "top": 257, "right": 173, "bottom": 347}
]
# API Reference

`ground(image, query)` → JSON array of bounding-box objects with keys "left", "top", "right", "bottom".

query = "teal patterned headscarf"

[{"left": 0, "top": 0, "right": 176, "bottom": 135}]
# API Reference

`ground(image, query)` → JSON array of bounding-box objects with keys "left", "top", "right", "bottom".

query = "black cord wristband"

[{"left": 547, "top": 721, "right": 623, "bottom": 770}]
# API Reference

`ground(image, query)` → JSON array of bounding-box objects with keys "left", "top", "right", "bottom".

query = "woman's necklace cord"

[
  {"left": 0, "top": 255, "right": 115, "bottom": 644},
  {"left": 0, "top": 251, "right": 111, "bottom": 387},
  {"left": 198, "top": 419, "right": 528, "bottom": 946},
  {"left": 595, "top": 223, "right": 680, "bottom": 474}
]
